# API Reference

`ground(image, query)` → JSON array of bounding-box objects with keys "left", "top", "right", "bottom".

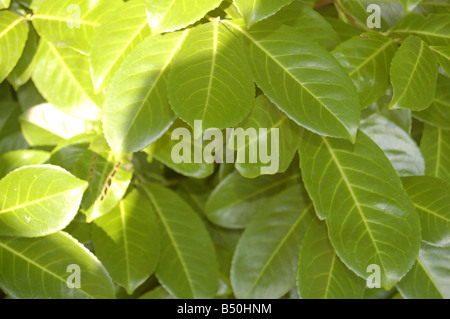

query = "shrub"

[{"left": 0, "top": 0, "right": 449, "bottom": 299}]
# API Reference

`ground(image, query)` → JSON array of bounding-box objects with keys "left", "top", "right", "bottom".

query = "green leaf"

[
  {"left": 224, "top": 20, "right": 360, "bottom": 142},
  {"left": 391, "top": 13, "right": 450, "bottom": 46},
  {"left": 297, "top": 218, "right": 366, "bottom": 299},
  {"left": 7, "top": 26, "right": 39, "bottom": 90},
  {"left": 89, "top": 0, "right": 151, "bottom": 91},
  {"left": 91, "top": 189, "right": 160, "bottom": 295},
  {"left": 418, "top": 0, "right": 450, "bottom": 14},
  {"left": 371, "top": 88, "right": 412, "bottom": 133},
  {"left": 402, "top": 176, "right": 450, "bottom": 247},
  {"left": 420, "top": 124, "right": 450, "bottom": 184},
  {"left": 360, "top": 113, "right": 425, "bottom": 176},
  {"left": 234, "top": 0, "right": 294, "bottom": 28},
  {"left": 232, "top": 95, "right": 301, "bottom": 178},
  {"left": 0, "top": 149, "right": 50, "bottom": 179},
  {"left": 32, "top": 40, "right": 102, "bottom": 120},
  {"left": 205, "top": 166, "right": 299, "bottom": 229},
  {"left": 413, "top": 74, "right": 450, "bottom": 129},
  {"left": 145, "top": 119, "right": 215, "bottom": 179},
  {"left": 231, "top": 184, "right": 314, "bottom": 299},
  {"left": 146, "top": 0, "right": 222, "bottom": 34},
  {"left": 141, "top": 184, "right": 218, "bottom": 299},
  {"left": 324, "top": 17, "right": 361, "bottom": 42},
  {"left": 16, "top": 80, "right": 45, "bottom": 111},
  {"left": 397, "top": 243, "right": 450, "bottom": 299},
  {"left": 73, "top": 136, "right": 133, "bottom": 222},
  {"left": 389, "top": 35, "right": 438, "bottom": 111},
  {"left": 332, "top": 32, "right": 397, "bottom": 108},
  {"left": 168, "top": 21, "right": 254, "bottom": 131},
  {"left": 262, "top": 4, "right": 340, "bottom": 50},
  {"left": 19, "top": 103, "right": 89, "bottom": 147},
  {"left": 103, "top": 31, "right": 187, "bottom": 155},
  {"left": 0, "top": 10, "right": 29, "bottom": 82},
  {"left": 0, "top": 165, "right": 88, "bottom": 237},
  {"left": 298, "top": 130, "right": 421, "bottom": 289},
  {"left": 430, "top": 46, "right": 450, "bottom": 76},
  {"left": 48, "top": 132, "right": 95, "bottom": 172},
  {"left": 32, "top": 0, "right": 122, "bottom": 54},
  {"left": 337, "top": 0, "right": 404, "bottom": 32},
  {"left": 401, "top": 0, "right": 422, "bottom": 12},
  {"left": 0, "top": 231, "right": 115, "bottom": 299},
  {"left": 0, "top": 101, "right": 28, "bottom": 155},
  {"left": 0, "top": 0, "right": 11, "bottom": 9}
]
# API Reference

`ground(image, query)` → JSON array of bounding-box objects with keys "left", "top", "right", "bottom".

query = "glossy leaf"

[
  {"left": 262, "top": 4, "right": 340, "bottom": 50},
  {"left": 337, "top": 0, "right": 404, "bottom": 31},
  {"left": 19, "top": 103, "right": 88, "bottom": 147},
  {"left": 297, "top": 218, "right": 366, "bottom": 299},
  {"left": 332, "top": 32, "right": 397, "bottom": 108},
  {"left": 32, "top": 0, "right": 122, "bottom": 54},
  {"left": 231, "top": 185, "right": 314, "bottom": 299},
  {"left": 32, "top": 40, "right": 102, "bottom": 120},
  {"left": 90, "top": 0, "right": 151, "bottom": 91},
  {"left": 0, "top": 10, "right": 29, "bottom": 82},
  {"left": 224, "top": 20, "right": 360, "bottom": 142},
  {"left": 73, "top": 136, "right": 133, "bottom": 222},
  {"left": 103, "top": 31, "right": 187, "bottom": 155},
  {"left": 232, "top": 95, "right": 301, "bottom": 178},
  {"left": 205, "top": 166, "right": 299, "bottom": 229},
  {"left": 146, "top": 0, "right": 222, "bottom": 34},
  {"left": 0, "top": 231, "right": 114, "bottom": 298},
  {"left": 234, "top": 0, "right": 294, "bottom": 29},
  {"left": 168, "top": 21, "right": 254, "bottom": 130},
  {"left": 7, "top": 26, "right": 39, "bottom": 90},
  {"left": 420, "top": 124, "right": 450, "bottom": 184},
  {"left": 389, "top": 35, "right": 438, "bottom": 111},
  {"left": 430, "top": 46, "right": 450, "bottom": 76},
  {"left": 413, "top": 74, "right": 450, "bottom": 129},
  {"left": 417, "top": 0, "right": 450, "bottom": 13},
  {"left": 298, "top": 130, "right": 421, "bottom": 289},
  {"left": 0, "top": 100, "right": 28, "bottom": 155},
  {"left": 0, "top": 0, "right": 10, "bottom": 9},
  {"left": 397, "top": 243, "right": 450, "bottom": 299},
  {"left": 0, "top": 165, "right": 88, "bottom": 237},
  {"left": 141, "top": 184, "right": 218, "bottom": 299},
  {"left": 402, "top": 176, "right": 450, "bottom": 247},
  {"left": 402, "top": 0, "right": 422, "bottom": 12},
  {"left": 0, "top": 149, "right": 50, "bottom": 178},
  {"left": 145, "top": 120, "right": 215, "bottom": 179},
  {"left": 360, "top": 113, "right": 425, "bottom": 176},
  {"left": 391, "top": 13, "right": 450, "bottom": 46},
  {"left": 92, "top": 190, "right": 160, "bottom": 295}
]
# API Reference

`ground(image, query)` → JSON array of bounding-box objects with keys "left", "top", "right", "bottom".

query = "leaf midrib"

[
  {"left": 0, "top": 15, "right": 25, "bottom": 39},
  {"left": 46, "top": 41, "right": 98, "bottom": 108},
  {"left": 31, "top": 14, "right": 100, "bottom": 27},
  {"left": 348, "top": 38, "right": 394, "bottom": 76},
  {"left": 116, "top": 31, "right": 188, "bottom": 154},
  {"left": 119, "top": 201, "right": 132, "bottom": 293},
  {"left": 416, "top": 258, "right": 444, "bottom": 298},
  {"left": 246, "top": 204, "right": 313, "bottom": 297},
  {"left": 391, "top": 38, "right": 425, "bottom": 107},
  {"left": 201, "top": 22, "right": 218, "bottom": 123},
  {"left": 0, "top": 185, "right": 84, "bottom": 215},
  {"left": 223, "top": 20, "right": 350, "bottom": 135},
  {"left": 144, "top": 187, "right": 195, "bottom": 298},
  {"left": 321, "top": 136, "right": 387, "bottom": 276},
  {"left": 0, "top": 240, "right": 93, "bottom": 298},
  {"left": 94, "top": 17, "right": 149, "bottom": 89}
]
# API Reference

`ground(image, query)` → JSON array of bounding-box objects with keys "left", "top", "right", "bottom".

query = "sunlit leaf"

[
  {"left": 0, "top": 165, "right": 88, "bottom": 237},
  {"left": 0, "top": 231, "right": 115, "bottom": 298}
]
